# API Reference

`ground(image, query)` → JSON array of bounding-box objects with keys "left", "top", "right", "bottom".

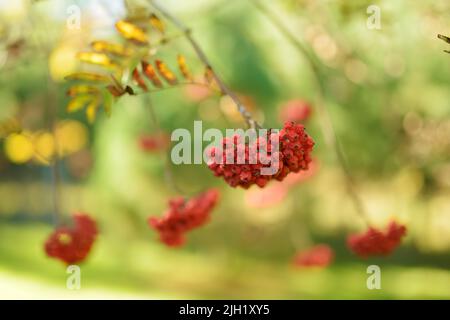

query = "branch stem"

[{"left": 149, "top": 0, "right": 261, "bottom": 129}]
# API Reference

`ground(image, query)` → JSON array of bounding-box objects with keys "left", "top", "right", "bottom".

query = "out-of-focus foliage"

[{"left": 0, "top": 0, "right": 449, "bottom": 298}]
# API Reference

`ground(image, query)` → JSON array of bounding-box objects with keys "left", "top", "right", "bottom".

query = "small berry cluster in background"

[
  {"left": 148, "top": 189, "right": 220, "bottom": 247},
  {"left": 138, "top": 132, "right": 170, "bottom": 153},
  {"left": 291, "top": 221, "right": 407, "bottom": 269},
  {"left": 44, "top": 213, "right": 98, "bottom": 264},
  {"left": 279, "top": 99, "right": 312, "bottom": 124},
  {"left": 347, "top": 221, "right": 407, "bottom": 258},
  {"left": 207, "top": 122, "right": 314, "bottom": 189},
  {"left": 293, "top": 244, "right": 335, "bottom": 268}
]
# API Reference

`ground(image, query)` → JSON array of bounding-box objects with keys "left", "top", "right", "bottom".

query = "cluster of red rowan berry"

[
  {"left": 347, "top": 221, "right": 407, "bottom": 258},
  {"left": 44, "top": 213, "right": 98, "bottom": 264},
  {"left": 147, "top": 189, "right": 220, "bottom": 247},
  {"left": 292, "top": 221, "right": 408, "bottom": 268},
  {"left": 207, "top": 122, "right": 314, "bottom": 189}
]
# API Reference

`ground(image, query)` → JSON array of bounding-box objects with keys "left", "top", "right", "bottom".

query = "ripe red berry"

[
  {"left": 138, "top": 132, "right": 170, "bottom": 152},
  {"left": 44, "top": 213, "right": 98, "bottom": 264},
  {"left": 279, "top": 99, "right": 312, "bottom": 123},
  {"left": 148, "top": 189, "right": 220, "bottom": 247},
  {"left": 207, "top": 122, "right": 314, "bottom": 189},
  {"left": 293, "top": 245, "right": 335, "bottom": 268},
  {"left": 347, "top": 221, "right": 407, "bottom": 258}
]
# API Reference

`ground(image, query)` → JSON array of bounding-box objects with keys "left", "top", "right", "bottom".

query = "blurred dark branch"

[
  {"left": 438, "top": 34, "right": 450, "bottom": 44},
  {"left": 28, "top": 1, "right": 65, "bottom": 227},
  {"left": 437, "top": 34, "right": 450, "bottom": 54},
  {"left": 48, "top": 79, "right": 63, "bottom": 227},
  {"left": 148, "top": 0, "right": 261, "bottom": 129},
  {"left": 251, "top": 0, "right": 370, "bottom": 225}
]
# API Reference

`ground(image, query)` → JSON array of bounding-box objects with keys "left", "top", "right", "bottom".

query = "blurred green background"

[{"left": 0, "top": 0, "right": 449, "bottom": 299}]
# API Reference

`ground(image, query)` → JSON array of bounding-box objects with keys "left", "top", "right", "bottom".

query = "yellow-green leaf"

[
  {"left": 85, "top": 97, "right": 100, "bottom": 123},
  {"left": 76, "top": 52, "right": 117, "bottom": 68},
  {"left": 66, "top": 85, "right": 100, "bottom": 97},
  {"left": 91, "top": 40, "right": 133, "bottom": 57},
  {"left": 177, "top": 54, "right": 192, "bottom": 81},
  {"left": 64, "top": 72, "right": 109, "bottom": 82},
  {"left": 115, "top": 20, "right": 149, "bottom": 44},
  {"left": 149, "top": 13, "right": 165, "bottom": 34},
  {"left": 67, "top": 95, "right": 94, "bottom": 113}
]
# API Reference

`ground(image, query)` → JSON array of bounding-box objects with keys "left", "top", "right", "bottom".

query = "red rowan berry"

[
  {"left": 279, "top": 99, "right": 312, "bottom": 123},
  {"left": 138, "top": 132, "right": 170, "bottom": 152}
]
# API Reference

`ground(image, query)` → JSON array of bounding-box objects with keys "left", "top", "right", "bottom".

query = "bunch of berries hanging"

[
  {"left": 347, "top": 221, "right": 407, "bottom": 258},
  {"left": 207, "top": 122, "right": 314, "bottom": 189},
  {"left": 44, "top": 213, "right": 98, "bottom": 264},
  {"left": 148, "top": 189, "right": 220, "bottom": 247}
]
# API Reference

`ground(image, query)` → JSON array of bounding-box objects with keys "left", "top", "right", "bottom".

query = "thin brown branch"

[
  {"left": 48, "top": 79, "right": 63, "bottom": 227},
  {"left": 251, "top": 0, "right": 370, "bottom": 224},
  {"left": 148, "top": 0, "right": 261, "bottom": 129},
  {"left": 438, "top": 34, "right": 450, "bottom": 54}
]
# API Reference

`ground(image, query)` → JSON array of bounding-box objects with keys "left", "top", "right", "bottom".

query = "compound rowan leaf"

[
  {"left": 115, "top": 20, "right": 149, "bottom": 45},
  {"left": 77, "top": 52, "right": 117, "bottom": 68},
  {"left": 155, "top": 60, "right": 178, "bottom": 85},
  {"left": 66, "top": 85, "right": 100, "bottom": 97},
  {"left": 132, "top": 68, "right": 148, "bottom": 91},
  {"left": 91, "top": 40, "right": 133, "bottom": 57},
  {"left": 64, "top": 72, "right": 109, "bottom": 82},
  {"left": 177, "top": 54, "right": 192, "bottom": 81},
  {"left": 141, "top": 60, "right": 163, "bottom": 88},
  {"left": 149, "top": 13, "right": 165, "bottom": 34},
  {"left": 66, "top": 95, "right": 94, "bottom": 113}
]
